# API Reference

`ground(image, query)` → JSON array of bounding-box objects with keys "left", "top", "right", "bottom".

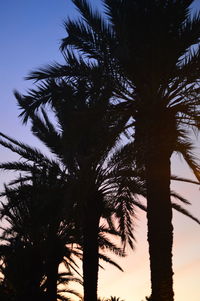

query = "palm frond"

[
  {"left": 175, "top": 137, "right": 200, "bottom": 181},
  {"left": 172, "top": 202, "right": 200, "bottom": 224},
  {"left": 98, "top": 253, "right": 123, "bottom": 272},
  {"left": 170, "top": 191, "right": 191, "bottom": 205},
  {"left": 171, "top": 174, "right": 200, "bottom": 185},
  {"left": 0, "top": 132, "right": 53, "bottom": 166},
  {"left": 0, "top": 161, "right": 35, "bottom": 173},
  {"left": 98, "top": 234, "right": 125, "bottom": 257},
  {"left": 30, "top": 109, "right": 64, "bottom": 160}
]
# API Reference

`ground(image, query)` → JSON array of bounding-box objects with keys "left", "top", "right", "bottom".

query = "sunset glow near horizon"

[{"left": 0, "top": 1, "right": 200, "bottom": 300}]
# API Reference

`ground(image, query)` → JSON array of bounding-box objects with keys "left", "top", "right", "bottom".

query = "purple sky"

[{"left": 0, "top": 1, "right": 200, "bottom": 300}]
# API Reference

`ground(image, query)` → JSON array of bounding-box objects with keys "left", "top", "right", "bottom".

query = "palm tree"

[
  {"left": 0, "top": 162, "right": 127, "bottom": 301},
  {"left": 0, "top": 98, "right": 140, "bottom": 301},
  {"left": 13, "top": 65, "right": 138, "bottom": 301},
  {"left": 0, "top": 156, "right": 82, "bottom": 301},
  {"left": 0, "top": 237, "right": 46, "bottom": 301},
  {"left": 14, "top": 78, "right": 200, "bottom": 301},
  {"left": 0, "top": 239, "right": 82, "bottom": 301},
  {"left": 41, "top": 1, "right": 200, "bottom": 300}
]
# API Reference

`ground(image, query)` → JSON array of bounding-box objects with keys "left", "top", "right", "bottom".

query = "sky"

[{"left": 0, "top": 1, "right": 200, "bottom": 300}]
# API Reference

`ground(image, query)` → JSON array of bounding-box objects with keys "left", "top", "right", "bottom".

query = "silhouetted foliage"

[
  {"left": 57, "top": 1, "right": 200, "bottom": 300},
  {"left": 0, "top": 1, "right": 199, "bottom": 301}
]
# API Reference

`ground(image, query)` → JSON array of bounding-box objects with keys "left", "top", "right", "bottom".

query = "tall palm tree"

[
  {"left": 15, "top": 80, "right": 200, "bottom": 301},
  {"left": 14, "top": 64, "right": 138, "bottom": 301},
  {"left": 20, "top": 1, "right": 200, "bottom": 300},
  {"left": 0, "top": 97, "right": 140, "bottom": 301}
]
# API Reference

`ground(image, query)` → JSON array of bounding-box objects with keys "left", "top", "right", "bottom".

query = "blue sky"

[
  {"left": 0, "top": 1, "right": 200, "bottom": 300},
  {"left": 0, "top": 0, "right": 103, "bottom": 142}
]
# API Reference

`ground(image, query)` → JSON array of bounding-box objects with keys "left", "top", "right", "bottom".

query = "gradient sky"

[{"left": 0, "top": 1, "right": 200, "bottom": 301}]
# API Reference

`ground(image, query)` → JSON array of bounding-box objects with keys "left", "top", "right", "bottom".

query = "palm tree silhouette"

[
  {"left": 13, "top": 62, "right": 139, "bottom": 301},
  {"left": 14, "top": 81, "right": 200, "bottom": 301},
  {"left": 0, "top": 150, "right": 130, "bottom": 301},
  {"left": 0, "top": 156, "right": 82, "bottom": 301},
  {"left": 0, "top": 96, "right": 143, "bottom": 301},
  {"left": 44, "top": 1, "right": 200, "bottom": 300},
  {"left": 14, "top": 3, "right": 200, "bottom": 295}
]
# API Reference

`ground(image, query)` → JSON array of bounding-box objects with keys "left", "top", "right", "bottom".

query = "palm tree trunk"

[
  {"left": 145, "top": 149, "right": 174, "bottom": 301},
  {"left": 82, "top": 201, "right": 101, "bottom": 301},
  {"left": 46, "top": 231, "right": 60, "bottom": 301},
  {"left": 46, "top": 257, "right": 59, "bottom": 301}
]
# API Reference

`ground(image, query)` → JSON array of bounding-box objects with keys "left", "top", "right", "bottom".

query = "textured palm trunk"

[
  {"left": 46, "top": 232, "right": 60, "bottom": 301},
  {"left": 145, "top": 148, "right": 174, "bottom": 301},
  {"left": 82, "top": 201, "right": 101, "bottom": 301},
  {"left": 46, "top": 257, "right": 59, "bottom": 301}
]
